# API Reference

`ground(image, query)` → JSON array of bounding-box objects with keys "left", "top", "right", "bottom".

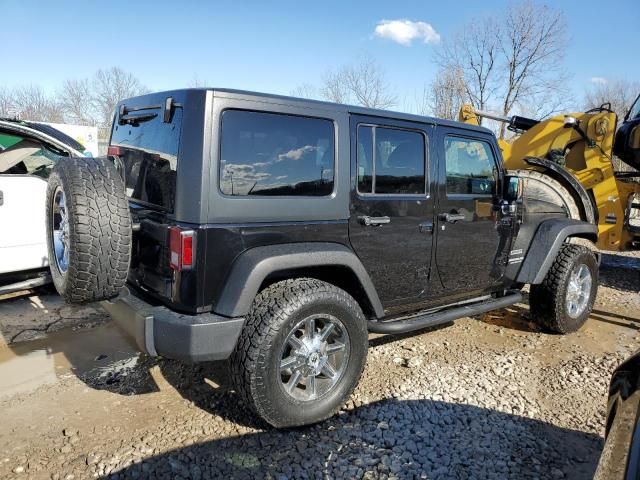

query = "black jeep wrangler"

[{"left": 46, "top": 89, "right": 599, "bottom": 428}]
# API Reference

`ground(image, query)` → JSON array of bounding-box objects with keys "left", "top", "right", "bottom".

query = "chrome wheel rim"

[
  {"left": 52, "top": 186, "right": 70, "bottom": 274},
  {"left": 279, "top": 314, "right": 350, "bottom": 402},
  {"left": 566, "top": 264, "right": 592, "bottom": 318}
]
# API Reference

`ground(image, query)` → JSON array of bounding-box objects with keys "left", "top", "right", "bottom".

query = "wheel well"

[
  {"left": 521, "top": 158, "right": 598, "bottom": 224},
  {"left": 258, "top": 266, "right": 377, "bottom": 319}
]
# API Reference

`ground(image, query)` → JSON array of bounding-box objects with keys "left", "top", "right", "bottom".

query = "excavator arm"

[{"left": 458, "top": 103, "right": 640, "bottom": 251}]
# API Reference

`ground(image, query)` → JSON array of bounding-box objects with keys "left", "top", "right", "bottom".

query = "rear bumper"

[{"left": 101, "top": 288, "right": 244, "bottom": 362}]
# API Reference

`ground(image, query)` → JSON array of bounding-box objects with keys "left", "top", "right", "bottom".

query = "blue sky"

[{"left": 2, "top": 0, "right": 638, "bottom": 111}]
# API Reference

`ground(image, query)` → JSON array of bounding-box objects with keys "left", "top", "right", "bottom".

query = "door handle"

[
  {"left": 439, "top": 212, "right": 465, "bottom": 223},
  {"left": 418, "top": 221, "right": 433, "bottom": 233},
  {"left": 0, "top": 190, "right": 3, "bottom": 206},
  {"left": 358, "top": 215, "right": 391, "bottom": 226}
]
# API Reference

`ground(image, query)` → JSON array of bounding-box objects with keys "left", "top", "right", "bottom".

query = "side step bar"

[
  {"left": 0, "top": 273, "right": 51, "bottom": 297},
  {"left": 367, "top": 291, "right": 523, "bottom": 334}
]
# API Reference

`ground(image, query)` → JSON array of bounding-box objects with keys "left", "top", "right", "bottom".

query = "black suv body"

[{"left": 47, "top": 88, "right": 599, "bottom": 427}]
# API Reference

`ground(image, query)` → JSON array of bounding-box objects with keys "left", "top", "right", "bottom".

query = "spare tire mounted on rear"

[{"left": 46, "top": 157, "right": 132, "bottom": 303}]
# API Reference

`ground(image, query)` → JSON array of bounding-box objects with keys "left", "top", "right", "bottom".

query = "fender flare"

[
  {"left": 516, "top": 218, "right": 598, "bottom": 284},
  {"left": 523, "top": 156, "right": 597, "bottom": 224},
  {"left": 214, "top": 242, "right": 385, "bottom": 319}
]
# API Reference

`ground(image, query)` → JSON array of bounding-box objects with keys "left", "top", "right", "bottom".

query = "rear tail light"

[
  {"left": 107, "top": 145, "right": 123, "bottom": 156},
  {"left": 169, "top": 227, "right": 195, "bottom": 271}
]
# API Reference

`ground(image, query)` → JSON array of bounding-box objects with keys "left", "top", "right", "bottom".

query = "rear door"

[
  {"left": 434, "top": 129, "right": 510, "bottom": 297},
  {"left": 348, "top": 115, "right": 436, "bottom": 312},
  {"left": 110, "top": 95, "right": 184, "bottom": 301}
]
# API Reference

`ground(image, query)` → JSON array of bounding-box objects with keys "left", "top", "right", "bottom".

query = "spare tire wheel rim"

[
  {"left": 566, "top": 263, "right": 592, "bottom": 318},
  {"left": 52, "top": 186, "right": 70, "bottom": 274},
  {"left": 279, "top": 314, "right": 350, "bottom": 402}
]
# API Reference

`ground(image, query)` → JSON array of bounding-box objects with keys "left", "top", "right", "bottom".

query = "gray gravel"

[{"left": 0, "top": 252, "right": 638, "bottom": 480}]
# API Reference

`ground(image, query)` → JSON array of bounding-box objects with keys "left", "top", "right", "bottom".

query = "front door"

[
  {"left": 434, "top": 130, "right": 510, "bottom": 297},
  {"left": 348, "top": 115, "right": 435, "bottom": 312}
]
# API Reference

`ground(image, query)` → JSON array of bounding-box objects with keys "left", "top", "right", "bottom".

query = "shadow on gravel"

[
  {"left": 599, "top": 253, "right": 640, "bottom": 292},
  {"left": 102, "top": 398, "right": 603, "bottom": 480}
]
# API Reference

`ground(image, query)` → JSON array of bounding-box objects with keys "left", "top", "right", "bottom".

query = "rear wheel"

[
  {"left": 529, "top": 244, "right": 598, "bottom": 333},
  {"left": 230, "top": 278, "right": 368, "bottom": 428},
  {"left": 46, "top": 157, "right": 131, "bottom": 304}
]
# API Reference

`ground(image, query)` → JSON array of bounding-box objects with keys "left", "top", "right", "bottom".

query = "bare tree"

[
  {"left": 497, "top": 1, "right": 569, "bottom": 137},
  {"left": 0, "top": 87, "right": 14, "bottom": 117},
  {"left": 436, "top": 16, "right": 500, "bottom": 114},
  {"left": 12, "top": 85, "right": 63, "bottom": 123},
  {"left": 58, "top": 67, "right": 148, "bottom": 127},
  {"left": 92, "top": 67, "right": 148, "bottom": 127},
  {"left": 343, "top": 57, "right": 397, "bottom": 109},
  {"left": 427, "top": 66, "right": 468, "bottom": 119},
  {"left": 295, "top": 57, "right": 396, "bottom": 109},
  {"left": 58, "top": 78, "right": 93, "bottom": 125},
  {"left": 290, "top": 83, "right": 320, "bottom": 100},
  {"left": 411, "top": 85, "right": 431, "bottom": 116},
  {"left": 189, "top": 75, "right": 209, "bottom": 88},
  {"left": 320, "top": 68, "right": 352, "bottom": 104},
  {"left": 436, "top": 1, "right": 569, "bottom": 136},
  {"left": 584, "top": 79, "right": 640, "bottom": 122}
]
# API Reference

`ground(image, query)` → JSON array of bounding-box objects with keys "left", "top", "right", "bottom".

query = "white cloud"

[
  {"left": 590, "top": 77, "right": 608, "bottom": 85},
  {"left": 277, "top": 145, "right": 317, "bottom": 162},
  {"left": 374, "top": 19, "right": 440, "bottom": 46}
]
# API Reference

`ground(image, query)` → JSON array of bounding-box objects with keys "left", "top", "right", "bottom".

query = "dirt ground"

[{"left": 0, "top": 252, "right": 638, "bottom": 480}]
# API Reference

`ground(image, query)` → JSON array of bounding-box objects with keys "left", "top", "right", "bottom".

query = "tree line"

[
  {"left": 290, "top": 1, "right": 639, "bottom": 140},
  {"left": 1, "top": 1, "right": 638, "bottom": 140},
  {"left": 0, "top": 67, "right": 148, "bottom": 129}
]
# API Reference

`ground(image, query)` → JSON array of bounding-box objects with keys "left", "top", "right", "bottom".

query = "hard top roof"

[
  {"left": 119, "top": 88, "right": 494, "bottom": 136},
  {"left": 211, "top": 88, "right": 492, "bottom": 134}
]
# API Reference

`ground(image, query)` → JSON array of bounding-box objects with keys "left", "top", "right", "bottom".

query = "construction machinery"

[{"left": 459, "top": 96, "right": 640, "bottom": 252}]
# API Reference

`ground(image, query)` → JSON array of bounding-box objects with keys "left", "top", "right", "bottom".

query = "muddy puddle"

[{"left": 0, "top": 321, "right": 138, "bottom": 399}]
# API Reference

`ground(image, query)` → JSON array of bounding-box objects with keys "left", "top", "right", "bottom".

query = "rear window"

[
  {"left": 111, "top": 107, "right": 182, "bottom": 211},
  {"left": 219, "top": 110, "right": 335, "bottom": 196}
]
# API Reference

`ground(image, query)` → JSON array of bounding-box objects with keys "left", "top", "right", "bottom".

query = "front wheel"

[
  {"left": 529, "top": 244, "right": 598, "bottom": 333},
  {"left": 230, "top": 278, "right": 368, "bottom": 428}
]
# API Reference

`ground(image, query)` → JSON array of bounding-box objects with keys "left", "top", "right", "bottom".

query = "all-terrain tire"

[
  {"left": 230, "top": 278, "right": 368, "bottom": 428},
  {"left": 529, "top": 244, "right": 598, "bottom": 334},
  {"left": 46, "top": 157, "right": 131, "bottom": 304}
]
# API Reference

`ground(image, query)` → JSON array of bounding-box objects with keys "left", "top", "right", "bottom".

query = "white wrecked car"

[{"left": 0, "top": 119, "right": 85, "bottom": 295}]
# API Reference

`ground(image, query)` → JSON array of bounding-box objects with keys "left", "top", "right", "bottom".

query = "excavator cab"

[{"left": 614, "top": 93, "right": 640, "bottom": 170}]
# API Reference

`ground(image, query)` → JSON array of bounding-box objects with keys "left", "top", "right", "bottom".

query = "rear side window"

[
  {"left": 111, "top": 107, "right": 182, "bottom": 212},
  {"left": 357, "top": 125, "right": 426, "bottom": 195},
  {"left": 220, "top": 110, "right": 335, "bottom": 196},
  {"left": 444, "top": 136, "right": 497, "bottom": 195}
]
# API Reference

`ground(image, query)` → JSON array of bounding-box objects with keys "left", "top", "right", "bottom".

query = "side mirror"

[{"left": 505, "top": 175, "right": 524, "bottom": 202}]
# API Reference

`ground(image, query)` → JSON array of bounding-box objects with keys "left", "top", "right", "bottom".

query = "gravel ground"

[{"left": 0, "top": 251, "right": 638, "bottom": 480}]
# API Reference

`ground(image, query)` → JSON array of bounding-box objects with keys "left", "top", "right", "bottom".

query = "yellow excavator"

[{"left": 459, "top": 97, "right": 640, "bottom": 252}]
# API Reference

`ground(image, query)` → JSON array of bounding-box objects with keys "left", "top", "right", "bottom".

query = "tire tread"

[
  {"left": 230, "top": 278, "right": 367, "bottom": 428},
  {"left": 47, "top": 157, "right": 131, "bottom": 303}
]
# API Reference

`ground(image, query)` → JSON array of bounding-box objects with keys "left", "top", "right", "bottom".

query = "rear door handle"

[
  {"left": 0, "top": 190, "right": 3, "bottom": 206},
  {"left": 359, "top": 216, "right": 390, "bottom": 226},
  {"left": 439, "top": 213, "right": 465, "bottom": 223}
]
